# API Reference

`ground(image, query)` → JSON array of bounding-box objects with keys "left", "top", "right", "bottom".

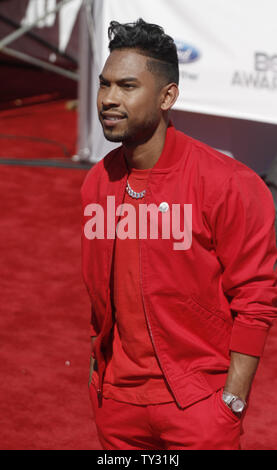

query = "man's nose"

[{"left": 101, "top": 85, "right": 120, "bottom": 108}]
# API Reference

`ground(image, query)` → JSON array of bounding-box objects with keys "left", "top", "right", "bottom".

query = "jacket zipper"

[
  {"left": 139, "top": 263, "right": 182, "bottom": 409},
  {"left": 97, "top": 174, "right": 128, "bottom": 406},
  {"left": 138, "top": 178, "right": 182, "bottom": 409}
]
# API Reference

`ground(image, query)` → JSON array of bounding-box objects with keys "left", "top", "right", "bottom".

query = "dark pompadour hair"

[{"left": 108, "top": 18, "right": 179, "bottom": 86}]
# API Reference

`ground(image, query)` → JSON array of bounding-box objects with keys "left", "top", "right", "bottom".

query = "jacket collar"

[{"left": 115, "top": 121, "right": 182, "bottom": 176}]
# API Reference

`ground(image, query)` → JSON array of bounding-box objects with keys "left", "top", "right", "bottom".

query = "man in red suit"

[{"left": 81, "top": 19, "right": 277, "bottom": 450}]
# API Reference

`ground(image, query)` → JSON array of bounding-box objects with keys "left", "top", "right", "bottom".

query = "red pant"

[{"left": 89, "top": 384, "right": 243, "bottom": 450}]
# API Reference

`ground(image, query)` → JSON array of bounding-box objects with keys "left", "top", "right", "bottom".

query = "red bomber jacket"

[{"left": 81, "top": 123, "right": 277, "bottom": 409}]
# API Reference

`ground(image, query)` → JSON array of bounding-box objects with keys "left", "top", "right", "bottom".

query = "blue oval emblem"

[{"left": 175, "top": 40, "right": 200, "bottom": 64}]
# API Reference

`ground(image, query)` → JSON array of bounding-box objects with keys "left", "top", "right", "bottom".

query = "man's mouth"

[{"left": 101, "top": 113, "right": 127, "bottom": 127}]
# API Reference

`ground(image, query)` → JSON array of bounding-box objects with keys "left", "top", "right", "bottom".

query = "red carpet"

[
  {"left": 0, "top": 99, "right": 77, "bottom": 159},
  {"left": 0, "top": 99, "right": 277, "bottom": 450},
  {"left": 240, "top": 321, "right": 277, "bottom": 450},
  {"left": 0, "top": 163, "right": 101, "bottom": 450}
]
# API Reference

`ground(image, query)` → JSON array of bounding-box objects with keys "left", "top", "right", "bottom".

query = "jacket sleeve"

[
  {"left": 209, "top": 167, "right": 277, "bottom": 357},
  {"left": 80, "top": 170, "right": 100, "bottom": 340}
]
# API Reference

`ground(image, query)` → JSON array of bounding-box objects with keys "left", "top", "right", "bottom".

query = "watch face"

[{"left": 231, "top": 398, "right": 245, "bottom": 413}]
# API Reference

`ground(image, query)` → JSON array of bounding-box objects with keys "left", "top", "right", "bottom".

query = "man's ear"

[{"left": 160, "top": 83, "right": 179, "bottom": 112}]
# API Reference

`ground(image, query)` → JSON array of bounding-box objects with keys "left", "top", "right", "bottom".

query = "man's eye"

[{"left": 123, "top": 84, "right": 135, "bottom": 89}]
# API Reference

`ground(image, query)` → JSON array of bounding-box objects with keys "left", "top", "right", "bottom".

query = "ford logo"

[{"left": 175, "top": 41, "right": 201, "bottom": 64}]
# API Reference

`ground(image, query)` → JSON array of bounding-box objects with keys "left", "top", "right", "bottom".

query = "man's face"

[{"left": 97, "top": 49, "right": 164, "bottom": 145}]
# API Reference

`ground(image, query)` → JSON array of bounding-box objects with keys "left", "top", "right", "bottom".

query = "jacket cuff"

[{"left": 229, "top": 320, "right": 269, "bottom": 357}]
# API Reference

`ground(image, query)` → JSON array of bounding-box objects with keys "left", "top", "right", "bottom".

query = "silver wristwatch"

[{"left": 222, "top": 391, "right": 247, "bottom": 416}]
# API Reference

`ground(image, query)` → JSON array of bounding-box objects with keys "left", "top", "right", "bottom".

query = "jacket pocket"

[
  {"left": 189, "top": 295, "right": 232, "bottom": 325},
  {"left": 184, "top": 295, "right": 232, "bottom": 353}
]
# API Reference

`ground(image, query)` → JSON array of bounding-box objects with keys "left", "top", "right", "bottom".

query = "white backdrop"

[
  {"left": 99, "top": 0, "right": 277, "bottom": 123},
  {"left": 77, "top": 0, "right": 277, "bottom": 173}
]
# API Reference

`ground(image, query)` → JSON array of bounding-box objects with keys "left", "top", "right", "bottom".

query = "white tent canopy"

[{"left": 77, "top": 0, "right": 277, "bottom": 174}]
